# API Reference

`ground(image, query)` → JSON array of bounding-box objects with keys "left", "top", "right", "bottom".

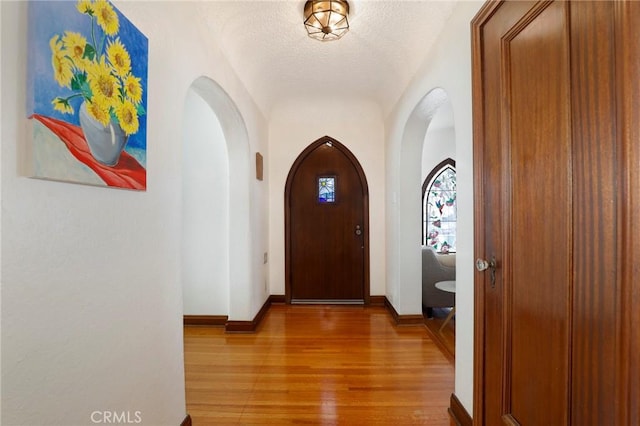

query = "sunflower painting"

[{"left": 27, "top": 0, "right": 148, "bottom": 190}]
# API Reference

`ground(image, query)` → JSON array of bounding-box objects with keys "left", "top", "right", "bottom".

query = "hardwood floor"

[
  {"left": 423, "top": 308, "right": 455, "bottom": 361},
  {"left": 184, "top": 304, "right": 454, "bottom": 425}
]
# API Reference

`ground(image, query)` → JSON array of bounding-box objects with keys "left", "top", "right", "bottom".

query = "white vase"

[{"left": 79, "top": 101, "right": 128, "bottom": 166}]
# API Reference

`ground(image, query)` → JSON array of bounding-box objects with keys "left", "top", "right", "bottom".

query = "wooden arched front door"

[{"left": 285, "top": 136, "right": 369, "bottom": 304}]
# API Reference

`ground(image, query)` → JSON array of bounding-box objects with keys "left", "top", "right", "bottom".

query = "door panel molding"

[
  {"left": 473, "top": 1, "right": 639, "bottom": 425},
  {"left": 615, "top": 2, "right": 640, "bottom": 424},
  {"left": 502, "top": 2, "right": 572, "bottom": 423},
  {"left": 472, "top": 1, "right": 536, "bottom": 423}
]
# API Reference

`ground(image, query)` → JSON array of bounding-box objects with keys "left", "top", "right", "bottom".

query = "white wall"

[
  {"left": 422, "top": 127, "right": 456, "bottom": 181},
  {"left": 182, "top": 89, "right": 230, "bottom": 315},
  {"left": 385, "top": 0, "right": 484, "bottom": 415},
  {"left": 268, "top": 97, "right": 386, "bottom": 297},
  {"left": 421, "top": 101, "right": 456, "bottom": 181},
  {"left": 1, "top": 1, "right": 268, "bottom": 424}
]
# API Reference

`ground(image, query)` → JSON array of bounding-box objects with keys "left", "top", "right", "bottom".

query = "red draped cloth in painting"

[{"left": 31, "top": 114, "right": 146, "bottom": 190}]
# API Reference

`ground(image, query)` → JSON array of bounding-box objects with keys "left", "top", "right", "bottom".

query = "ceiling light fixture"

[{"left": 303, "top": 0, "right": 350, "bottom": 42}]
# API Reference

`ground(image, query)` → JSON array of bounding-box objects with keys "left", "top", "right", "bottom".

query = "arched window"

[{"left": 422, "top": 158, "right": 456, "bottom": 252}]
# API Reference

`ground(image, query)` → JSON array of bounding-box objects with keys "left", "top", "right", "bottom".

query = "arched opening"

[
  {"left": 396, "top": 88, "right": 456, "bottom": 348},
  {"left": 419, "top": 94, "right": 456, "bottom": 356},
  {"left": 181, "top": 87, "right": 230, "bottom": 316},
  {"left": 180, "top": 76, "right": 253, "bottom": 321}
]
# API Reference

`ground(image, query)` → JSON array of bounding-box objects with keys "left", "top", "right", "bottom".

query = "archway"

[
  {"left": 395, "top": 87, "right": 455, "bottom": 315},
  {"left": 182, "top": 86, "right": 229, "bottom": 315},
  {"left": 180, "top": 76, "right": 253, "bottom": 320}
]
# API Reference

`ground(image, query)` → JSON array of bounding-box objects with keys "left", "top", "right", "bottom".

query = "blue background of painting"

[{"left": 28, "top": 0, "right": 148, "bottom": 161}]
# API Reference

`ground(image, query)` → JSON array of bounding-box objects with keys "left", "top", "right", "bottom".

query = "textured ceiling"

[{"left": 197, "top": 1, "right": 458, "bottom": 117}]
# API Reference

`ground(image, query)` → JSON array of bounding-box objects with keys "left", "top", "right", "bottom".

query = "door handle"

[
  {"left": 476, "top": 256, "right": 497, "bottom": 288},
  {"left": 355, "top": 225, "right": 362, "bottom": 236}
]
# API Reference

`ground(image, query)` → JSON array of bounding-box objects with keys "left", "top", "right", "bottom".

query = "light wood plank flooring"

[
  {"left": 184, "top": 304, "right": 454, "bottom": 425},
  {"left": 423, "top": 308, "right": 456, "bottom": 361}
]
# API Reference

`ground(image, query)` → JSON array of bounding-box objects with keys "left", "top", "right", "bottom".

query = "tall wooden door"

[
  {"left": 285, "top": 136, "right": 369, "bottom": 303},
  {"left": 472, "top": 1, "right": 639, "bottom": 425}
]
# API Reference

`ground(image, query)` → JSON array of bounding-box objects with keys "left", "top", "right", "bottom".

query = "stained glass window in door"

[
  {"left": 423, "top": 166, "right": 456, "bottom": 252},
  {"left": 318, "top": 176, "right": 335, "bottom": 203}
]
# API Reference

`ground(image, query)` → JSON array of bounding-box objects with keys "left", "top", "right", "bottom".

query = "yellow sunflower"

[
  {"left": 50, "top": 35, "right": 73, "bottom": 88},
  {"left": 62, "top": 31, "right": 88, "bottom": 71},
  {"left": 86, "top": 97, "right": 111, "bottom": 126},
  {"left": 107, "top": 38, "right": 131, "bottom": 77},
  {"left": 124, "top": 74, "right": 143, "bottom": 105},
  {"left": 76, "top": 0, "right": 93, "bottom": 15},
  {"left": 52, "top": 98, "right": 74, "bottom": 114},
  {"left": 87, "top": 58, "right": 118, "bottom": 106},
  {"left": 116, "top": 100, "right": 139, "bottom": 135},
  {"left": 94, "top": 0, "right": 119, "bottom": 36}
]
